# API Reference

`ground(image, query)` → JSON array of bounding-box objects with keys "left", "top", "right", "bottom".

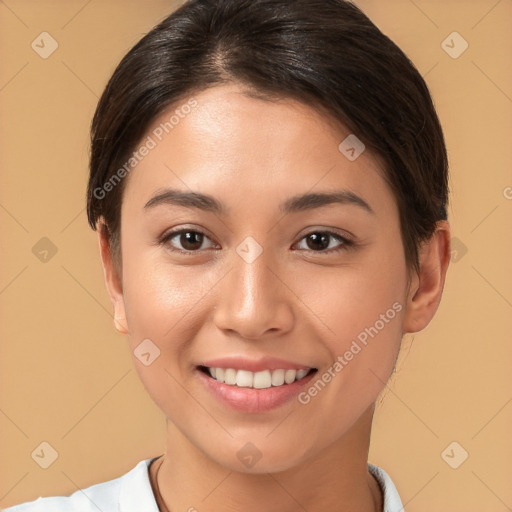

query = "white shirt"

[{"left": 3, "top": 457, "right": 405, "bottom": 512}]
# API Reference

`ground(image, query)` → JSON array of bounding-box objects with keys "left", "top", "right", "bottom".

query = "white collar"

[
  {"left": 368, "top": 463, "right": 405, "bottom": 511},
  {"left": 118, "top": 457, "right": 404, "bottom": 512},
  {"left": 118, "top": 458, "right": 160, "bottom": 512}
]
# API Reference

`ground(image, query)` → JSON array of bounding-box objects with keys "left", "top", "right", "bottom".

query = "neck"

[{"left": 152, "top": 404, "right": 382, "bottom": 512}]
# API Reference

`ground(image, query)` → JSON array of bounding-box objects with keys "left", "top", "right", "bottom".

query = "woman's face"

[{"left": 105, "top": 83, "right": 414, "bottom": 472}]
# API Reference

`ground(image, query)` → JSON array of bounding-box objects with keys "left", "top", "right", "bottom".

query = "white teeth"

[
  {"left": 271, "top": 369, "right": 285, "bottom": 386},
  {"left": 296, "top": 369, "right": 308, "bottom": 380},
  {"left": 204, "top": 367, "right": 312, "bottom": 388},
  {"left": 253, "top": 370, "right": 272, "bottom": 389},
  {"left": 284, "top": 369, "right": 296, "bottom": 384},
  {"left": 224, "top": 368, "right": 237, "bottom": 385},
  {"left": 236, "top": 370, "right": 253, "bottom": 387},
  {"left": 215, "top": 368, "right": 225, "bottom": 383}
]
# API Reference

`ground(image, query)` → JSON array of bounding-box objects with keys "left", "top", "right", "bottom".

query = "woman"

[{"left": 4, "top": 0, "right": 450, "bottom": 510}]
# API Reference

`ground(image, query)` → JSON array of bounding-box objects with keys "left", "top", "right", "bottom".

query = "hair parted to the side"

[{"left": 86, "top": 0, "right": 449, "bottom": 277}]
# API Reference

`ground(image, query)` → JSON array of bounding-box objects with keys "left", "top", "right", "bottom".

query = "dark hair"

[{"left": 87, "top": 0, "right": 448, "bottom": 276}]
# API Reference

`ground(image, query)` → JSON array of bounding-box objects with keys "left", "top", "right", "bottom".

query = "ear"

[
  {"left": 96, "top": 219, "right": 129, "bottom": 335},
  {"left": 403, "top": 220, "right": 451, "bottom": 333}
]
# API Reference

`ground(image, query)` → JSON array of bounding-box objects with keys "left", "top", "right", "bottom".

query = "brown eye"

[
  {"left": 295, "top": 231, "right": 353, "bottom": 253},
  {"left": 160, "top": 229, "right": 216, "bottom": 253},
  {"left": 177, "top": 231, "right": 204, "bottom": 251}
]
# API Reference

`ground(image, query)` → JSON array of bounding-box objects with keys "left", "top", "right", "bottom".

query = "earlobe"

[
  {"left": 96, "top": 220, "right": 130, "bottom": 335},
  {"left": 114, "top": 315, "right": 129, "bottom": 335},
  {"left": 403, "top": 220, "right": 451, "bottom": 334}
]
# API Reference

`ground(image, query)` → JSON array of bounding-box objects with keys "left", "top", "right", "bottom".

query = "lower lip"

[{"left": 196, "top": 368, "right": 317, "bottom": 413}]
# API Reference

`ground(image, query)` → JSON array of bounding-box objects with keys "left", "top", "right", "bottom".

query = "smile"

[
  {"left": 195, "top": 355, "right": 320, "bottom": 412},
  {"left": 198, "top": 366, "right": 317, "bottom": 389}
]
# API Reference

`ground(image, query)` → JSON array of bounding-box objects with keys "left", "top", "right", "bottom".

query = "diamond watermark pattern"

[
  {"left": 237, "top": 442, "right": 262, "bottom": 468},
  {"left": 441, "top": 31, "right": 468, "bottom": 59},
  {"left": 338, "top": 134, "right": 365, "bottom": 161},
  {"left": 134, "top": 338, "right": 161, "bottom": 366},
  {"left": 441, "top": 441, "right": 469, "bottom": 469},
  {"left": 450, "top": 237, "right": 468, "bottom": 263},
  {"left": 32, "top": 237, "right": 58, "bottom": 263},
  {"left": 31, "top": 441, "right": 59, "bottom": 469},
  {"left": 236, "top": 236, "right": 263, "bottom": 264},
  {"left": 31, "top": 32, "right": 59, "bottom": 59}
]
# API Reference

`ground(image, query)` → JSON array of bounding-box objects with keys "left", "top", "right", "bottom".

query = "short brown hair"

[{"left": 87, "top": 0, "right": 449, "bottom": 276}]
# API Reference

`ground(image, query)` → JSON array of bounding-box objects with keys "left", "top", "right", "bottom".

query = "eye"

[
  {"left": 159, "top": 228, "right": 354, "bottom": 255},
  {"left": 159, "top": 229, "right": 218, "bottom": 253},
  {"left": 294, "top": 230, "right": 354, "bottom": 253}
]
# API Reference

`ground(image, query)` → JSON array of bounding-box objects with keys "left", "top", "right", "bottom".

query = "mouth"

[
  {"left": 197, "top": 365, "right": 318, "bottom": 389},
  {"left": 194, "top": 355, "right": 320, "bottom": 413},
  {"left": 196, "top": 363, "right": 319, "bottom": 413}
]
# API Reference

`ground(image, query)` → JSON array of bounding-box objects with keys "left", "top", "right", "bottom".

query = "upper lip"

[{"left": 198, "top": 356, "right": 315, "bottom": 373}]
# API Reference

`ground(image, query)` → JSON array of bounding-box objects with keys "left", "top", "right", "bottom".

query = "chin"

[{"left": 204, "top": 437, "right": 314, "bottom": 475}]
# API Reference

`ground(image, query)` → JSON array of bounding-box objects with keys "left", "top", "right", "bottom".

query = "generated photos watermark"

[
  {"left": 93, "top": 98, "right": 199, "bottom": 200},
  {"left": 298, "top": 301, "right": 403, "bottom": 405}
]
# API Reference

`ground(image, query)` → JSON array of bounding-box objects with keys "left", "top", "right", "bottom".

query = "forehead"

[{"left": 121, "top": 83, "right": 392, "bottom": 215}]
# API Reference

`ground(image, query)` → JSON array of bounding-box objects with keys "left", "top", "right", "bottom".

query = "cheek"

[
  {"left": 296, "top": 239, "right": 407, "bottom": 349},
  {"left": 120, "top": 257, "right": 208, "bottom": 415},
  {"left": 295, "top": 239, "right": 407, "bottom": 410},
  {"left": 122, "top": 247, "right": 211, "bottom": 341}
]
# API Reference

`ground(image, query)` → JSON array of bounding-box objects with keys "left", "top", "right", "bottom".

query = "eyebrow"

[{"left": 144, "top": 188, "right": 375, "bottom": 216}]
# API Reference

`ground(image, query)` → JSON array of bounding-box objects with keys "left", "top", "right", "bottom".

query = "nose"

[{"left": 213, "top": 247, "right": 295, "bottom": 340}]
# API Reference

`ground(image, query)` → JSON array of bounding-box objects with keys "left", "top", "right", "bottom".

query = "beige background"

[{"left": 1, "top": 1, "right": 511, "bottom": 510}]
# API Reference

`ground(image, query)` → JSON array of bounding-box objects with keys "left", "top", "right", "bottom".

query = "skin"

[{"left": 97, "top": 82, "right": 451, "bottom": 512}]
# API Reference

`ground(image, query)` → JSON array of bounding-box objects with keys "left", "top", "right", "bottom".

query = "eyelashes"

[
  {"left": 294, "top": 231, "right": 354, "bottom": 253},
  {"left": 158, "top": 228, "right": 355, "bottom": 256}
]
